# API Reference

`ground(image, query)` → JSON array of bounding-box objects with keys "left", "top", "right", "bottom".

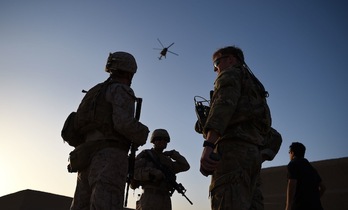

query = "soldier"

[
  {"left": 199, "top": 46, "right": 272, "bottom": 210},
  {"left": 70, "top": 52, "right": 149, "bottom": 210},
  {"left": 133, "top": 129, "right": 190, "bottom": 210}
]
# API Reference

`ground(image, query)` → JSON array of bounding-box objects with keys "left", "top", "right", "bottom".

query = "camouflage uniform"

[
  {"left": 70, "top": 52, "right": 149, "bottom": 210},
  {"left": 134, "top": 148, "right": 190, "bottom": 210},
  {"left": 203, "top": 64, "right": 271, "bottom": 210},
  {"left": 250, "top": 128, "right": 282, "bottom": 210},
  {"left": 250, "top": 176, "right": 264, "bottom": 210}
]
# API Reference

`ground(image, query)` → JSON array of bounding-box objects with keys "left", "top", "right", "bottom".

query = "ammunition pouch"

[
  {"left": 67, "top": 139, "right": 131, "bottom": 173},
  {"left": 67, "top": 141, "right": 97, "bottom": 173}
]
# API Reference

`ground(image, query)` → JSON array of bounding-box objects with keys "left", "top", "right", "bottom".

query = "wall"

[{"left": 261, "top": 157, "right": 348, "bottom": 210}]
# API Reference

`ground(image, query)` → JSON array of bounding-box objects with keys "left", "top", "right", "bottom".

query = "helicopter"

[{"left": 154, "top": 38, "right": 178, "bottom": 60}]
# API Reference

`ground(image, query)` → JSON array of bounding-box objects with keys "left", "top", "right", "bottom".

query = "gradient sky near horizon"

[{"left": 1, "top": 1, "right": 347, "bottom": 209}]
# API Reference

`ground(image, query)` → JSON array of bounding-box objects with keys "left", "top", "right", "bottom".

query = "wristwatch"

[{"left": 203, "top": 141, "right": 215, "bottom": 148}]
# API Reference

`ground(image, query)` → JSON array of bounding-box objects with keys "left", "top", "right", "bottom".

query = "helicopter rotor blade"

[
  {"left": 157, "top": 38, "right": 165, "bottom": 48},
  {"left": 168, "top": 50, "right": 178, "bottom": 56},
  {"left": 167, "top": 43, "right": 175, "bottom": 49}
]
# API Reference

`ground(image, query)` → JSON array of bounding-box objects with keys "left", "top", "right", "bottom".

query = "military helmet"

[
  {"left": 150, "top": 129, "right": 170, "bottom": 143},
  {"left": 105, "top": 51, "right": 137, "bottom": 74}
]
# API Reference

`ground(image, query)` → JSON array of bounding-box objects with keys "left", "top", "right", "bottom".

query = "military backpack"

[{"left": 61, "top": 78, "right": 113, "bottom": 147}]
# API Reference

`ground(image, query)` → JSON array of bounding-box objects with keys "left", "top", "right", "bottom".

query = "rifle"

[
  {"left": 145, "top": 150, "right": 193, "bottom": 205},
  {"left": 124, "top": 97, "right": 142, "bottom": 207}
]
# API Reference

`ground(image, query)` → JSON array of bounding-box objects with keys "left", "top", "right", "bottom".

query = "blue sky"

[{"left": 1, "top": 1, "right": 347, "bottom": 209}]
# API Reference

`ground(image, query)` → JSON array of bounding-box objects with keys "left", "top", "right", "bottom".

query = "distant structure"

[
  {"left": 0, "top": 189, "right": 72, "bottom": 210},
  {"left": 0, "top": 189, "right": 134, "bottom": 210}
]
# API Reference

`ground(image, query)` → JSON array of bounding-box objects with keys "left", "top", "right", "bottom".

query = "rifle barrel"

[
  {"left": 184, "top": 194, "right": 193, "bottom": 205},
  {"left": 124, "top": 98, "right": 142, "bottom": 207}
]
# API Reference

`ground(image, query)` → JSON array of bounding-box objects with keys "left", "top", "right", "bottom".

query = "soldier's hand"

[
  {"left": 163, "top": 150, "right": 180, "bottom": 159},
  {"left": 200, "top": 147, "right": 219, "bottom": 176},
  {"left": 163, "top": 149, "right": 181, "bottom": 160},
  {"left": 163, "top": 150, "right": 173, "bottom": 157}
]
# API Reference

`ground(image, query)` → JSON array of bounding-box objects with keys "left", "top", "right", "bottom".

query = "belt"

[
  {"left": 217, "top": 138, "right": 260, "bottom": 148},
  {"left": 94, "top": 139, "right": 130, "bottom": 152}
]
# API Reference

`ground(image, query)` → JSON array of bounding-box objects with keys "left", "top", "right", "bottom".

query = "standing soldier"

[
  {"left": 133, "top": 129, "right": 190, "bottom": 210},
  {"left": 70, "top": 51, "right": 149, "bottom": 210},
  {"left": 198, "top": 46, "right": 272, "bottom": 210}
]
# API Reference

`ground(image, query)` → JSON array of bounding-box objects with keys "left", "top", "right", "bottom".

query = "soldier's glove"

[{"left": 163, "top": 150, "right": 180, "bottom": 160}]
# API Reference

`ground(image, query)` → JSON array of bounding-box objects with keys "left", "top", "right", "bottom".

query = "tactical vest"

[{"left": 228, "top": 66, "right": 272, "bottom": 134}]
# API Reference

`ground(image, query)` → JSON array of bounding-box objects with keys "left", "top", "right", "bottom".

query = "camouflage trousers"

[
  {"left": 136, "top": 189, "right": 171, "bottom": 210},
  {"left": 249, "top": 175, "right": 264, "bottom": 210},
  {"left": 70, "top": 147, "right": 128, "bottom": 210},
  {"left": 210, "top": 140, "right": 261, "bottom": 210}
]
